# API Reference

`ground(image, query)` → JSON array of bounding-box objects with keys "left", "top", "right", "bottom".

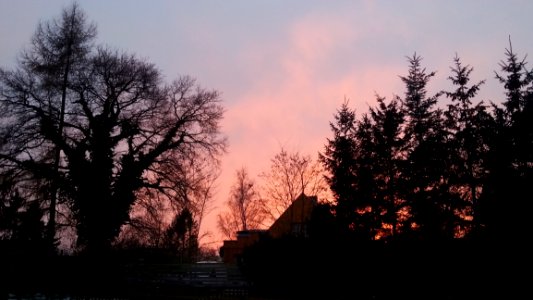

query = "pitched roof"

[{"left": 268, "top": 193, "right": 317, "bottom": 238}]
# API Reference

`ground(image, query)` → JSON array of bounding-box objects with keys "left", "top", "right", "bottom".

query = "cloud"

[{"left": 202, "top": 8, "right": 408, "bottom": 245}]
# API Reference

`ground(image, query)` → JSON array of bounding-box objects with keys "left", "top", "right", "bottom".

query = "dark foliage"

[
  {"left": 240, "top": 236, "right": 527, "bottom": 299},
  {"left": 163, "top": 207, "right": 199, "bottom": 262},
  {"left": 319, "top": 101, "right": 362, "bottom": 237},
  {"left": 319, "top": 48, "right": 532, "bottom": 243},
  {"left": 0, "top": 3, "right": 226, "bottom": 254},
  {"left": 479, "top": 40, "right": 533, "bottom": 240}
]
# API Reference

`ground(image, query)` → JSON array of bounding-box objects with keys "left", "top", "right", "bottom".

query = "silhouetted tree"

[
  {"left": 116, "top": 153, "right": 219, "bottom": 248},
  {"left": 0, "top": 185, "right": 47, "bottom": 256},
  {"left": 35, "top": 3, "right": 95, "bottom": 248},
  {"left": 0, "top": 162, "right": 52, "bottom": 256},
  {"left": 480, "top": 40, "right": 533, "bottom": 240},
  {"left": 164, "top": 207, "right": 199, "bottom": 262},
  {"left": 0, "top": 3, "right": 96, "bottom": 251},
  {"left": 400, "top": 53, "right": 448, "bottom": 239},
  {"left": 320, "top": 101, "right": 360, "bottom": 237},
  {"left": 260, "top": 147, "right": 328, "bottom": 221},
  {"left": 218, "top": 167, "right": 266, "bottom": 239},
  {"left": 184, "top": 159, "right": 220, "bottom": 244},
  {"left": 495, "top": 40, "right": 532, "bottom": 120},
  {"left": 352, "top": 114, "right": 382, "bottom": 239},
  {"left": 369, "top": 95, "right": 405, "bottom": 238},
  {"left": 0, "top": 4, "right": 226, "bottom": 253},
  {"left": 308, "top": 202, "right": 339, "bottom": 241},
  {"left": 443, "top": 54, "right": 491, "bottom": 236},
  {"left": 401, "top": 54, "right": 440, "bottom": 147}
]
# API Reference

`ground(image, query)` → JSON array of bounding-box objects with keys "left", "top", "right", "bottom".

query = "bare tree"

[
  {"left": 116, "top": 152, "right": 220, "bottom": 249},
  {"left": 260, "top": 147, "right": 329, "bottom": 221},
  {"left": 0, "top": 4, "right": 226, "bottom": 253},
  {"left": 217, "top": 167, "right": 267, "bottom": 240},
  {"left": 0, "top": 3, "right": 96, "bottom": 250}
]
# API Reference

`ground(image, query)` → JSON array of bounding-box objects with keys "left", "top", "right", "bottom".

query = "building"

[
  {"left": 268, "top": 193, "right": 317, "bottom": 239},
  {"left": 219, "top": 229, "right": 266, "bottom": 265},
  {"left": 220, "top": 193, "right": 318, "bottom": 264}
]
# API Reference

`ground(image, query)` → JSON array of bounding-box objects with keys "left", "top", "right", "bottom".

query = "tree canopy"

[
  {"left": 319, "top": 47, "right": 533, "bottom": 242},
  {"left": 0, "top": 3, "right": 226, "bottom": 254}
]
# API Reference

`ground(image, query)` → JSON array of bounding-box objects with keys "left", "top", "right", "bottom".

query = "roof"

[{"left": 268, "top": 193, "right": 318, "bottom": 238}]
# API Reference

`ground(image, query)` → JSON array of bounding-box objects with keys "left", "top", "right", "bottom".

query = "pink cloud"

[{"left": 200, "top": 11, "right": 408, "bottom": 248}]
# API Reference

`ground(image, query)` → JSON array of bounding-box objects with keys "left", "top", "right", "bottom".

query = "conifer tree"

[
  {"left": 369, "top": 96, "right": 405, "bottom": 237},
  {"left": 444, "top": 54, "right": 491, "bottom": 236},
  {"left": 481, "top": 41, "right": 533, "bottom": 240},
  {"left": 399, "top": 54, "right": 446, "bottom": 239},
  {"left": 320, "top": 101, "right": 359, "bottom": 236},
  {"left": 353, "top": 114, "right": 380, "bottom": 239}
]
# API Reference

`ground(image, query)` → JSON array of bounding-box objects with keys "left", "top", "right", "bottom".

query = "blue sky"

[{"left": 2, "top": 0, "right": 533, "bottom": 246}]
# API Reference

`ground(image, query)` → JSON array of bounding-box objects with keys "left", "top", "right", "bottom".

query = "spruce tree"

[
  {"left": 399, "top": 53, "right": 446, "bottom": 239},
  {"left": 320, "top": 101, "right": 359, "bottom": 237},
  {"left": 369, "top": 96, "right": 405, "bottom": 238},
  {"left": 354, "top": 114, "right": 380, "bottom": 239},
  {"left": 444, "top": 54, "right": 491, "bottom": 236},
  {"left": 482, "top": 41, "right": 533, "bottom": 240}
]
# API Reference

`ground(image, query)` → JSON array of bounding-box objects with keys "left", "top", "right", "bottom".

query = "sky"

[{"left": 1, "top": 0, "right": 533, "bottom": 248}]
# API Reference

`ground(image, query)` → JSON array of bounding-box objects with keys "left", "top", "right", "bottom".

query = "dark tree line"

[
  {"left": 241, "top": 45, "right": 532, "bottom": 299},
  {"left": 320, "top": 46, "right": 532, "bottom": 243},
  {"left": 0, "top": 3, "right": 226, "bottom": 256}
]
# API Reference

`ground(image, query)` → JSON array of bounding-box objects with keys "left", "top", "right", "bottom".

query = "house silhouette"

[{"left": 220, "top": 193, "right": 317, "bottom": 264}]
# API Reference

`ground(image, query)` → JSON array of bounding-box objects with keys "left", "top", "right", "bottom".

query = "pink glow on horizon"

[{"left": 200, "top": 14, "right": 407, "bottom": 248}]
